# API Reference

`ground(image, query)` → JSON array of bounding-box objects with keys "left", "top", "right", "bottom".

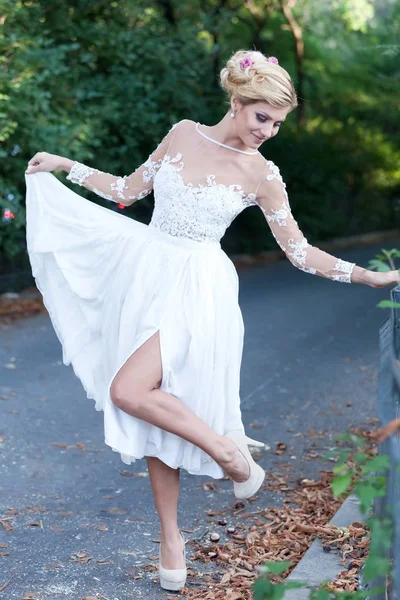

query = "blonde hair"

[{"left": 220, "top": 50, "right": 298, "bottom": 110}]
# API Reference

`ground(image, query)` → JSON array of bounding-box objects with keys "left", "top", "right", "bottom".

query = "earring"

[{"left": 230, "top": 111, "right": 236, "bottom": 118}]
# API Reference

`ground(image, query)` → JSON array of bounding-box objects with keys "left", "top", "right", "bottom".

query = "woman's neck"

[{"left": 204, "top": 113, "right": 254, "bottom": 154}]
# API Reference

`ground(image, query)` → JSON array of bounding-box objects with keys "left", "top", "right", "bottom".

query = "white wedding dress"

[{"left": 25, "top": 119, "right": 355, "bottom": 478}]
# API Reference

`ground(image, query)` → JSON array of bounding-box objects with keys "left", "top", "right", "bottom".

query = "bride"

[{"left": 24, "top": 49, "right": 398, "bottom": 592}]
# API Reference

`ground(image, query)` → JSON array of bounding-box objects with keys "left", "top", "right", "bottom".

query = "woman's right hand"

[
  {"left": 25, "top": 152, "right": 64, "bottom": 174},
  {"left": 367, "top": 270, "right": 400, "bottom": 288}
]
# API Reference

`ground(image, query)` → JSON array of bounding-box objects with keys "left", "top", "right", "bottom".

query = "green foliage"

[
  {"left": 1, "top": 0, "right": 400, "bottom": 273},
  {"left": 369, "top": 247, "right": 400, "bottom": 308},
  {"left": 377, "top": 300, "right": 400, "bottom": 308},
  {"left": 253, "top": 430, "right": 393, "bottom": 598},
  {"left": 368, "top": 249, "right": 400, "bottom": 272}
]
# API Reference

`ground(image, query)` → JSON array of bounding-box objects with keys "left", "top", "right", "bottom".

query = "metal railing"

[{"left": 373, "top": 286, "right": 400, "bottom": 599}]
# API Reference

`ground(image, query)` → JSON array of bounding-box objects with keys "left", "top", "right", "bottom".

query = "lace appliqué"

[
  {"left": 66, "top": 158, "right": 167, "bottom": 203},
  {"left": 110, "top": 177, "right": 128, "bottom": 199},
  {"left": 287, "top": 237, "right": 317, "bottom": 275},
  {"left": 67, "top": 163, "right": 95, "bottom": 186},
  {"left": 185, "top": 173, "right": 256, "bottom": 202},
  {"left": 260, "top": 159, "right": 355, "bottom": 282},
  {"left": 265, "top": 196, "right": 291, "bottom": 227},
  {"left": 265, "top": 160, "right": 284, "bottom": 184},
  {"left": 143, "top": 153, "right": 183, "bottom": 184},
  {"left": 332, "top": 259, "right": 355, "bottom": 283},
  {"left": 149, "top": 162, "right": 256, "bottom": 244}
]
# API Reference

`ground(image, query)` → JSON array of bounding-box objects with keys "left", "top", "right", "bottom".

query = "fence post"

[{"left": 372, "top": 286, "right": 400, "bottom": 599}]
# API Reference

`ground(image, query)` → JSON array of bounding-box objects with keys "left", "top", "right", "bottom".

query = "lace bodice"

[
  {"left": 150, "top": 160, "right": 257, "bottom": 244},
  {"left": 66, "top": 119, "right": 356, "bottom": 283}
]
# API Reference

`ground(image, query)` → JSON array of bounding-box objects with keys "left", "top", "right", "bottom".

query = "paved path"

[{"left": 0, "top": 241, "right": 397, "bottom": 599}]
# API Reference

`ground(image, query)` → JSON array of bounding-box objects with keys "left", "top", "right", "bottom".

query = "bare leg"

[
  {"left": 147, "top": 457, "right": 185, "bottom": 570},
  {"left": 110, "top": 332, "right": 249, "bottom": 482}
]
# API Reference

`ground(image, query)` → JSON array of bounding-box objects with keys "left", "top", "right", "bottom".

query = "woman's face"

[{"left": 232, "top": 101, "right": 290, "bottom": 150}]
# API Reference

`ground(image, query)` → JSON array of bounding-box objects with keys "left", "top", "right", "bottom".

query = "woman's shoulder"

[
  {"left": 172, "top": 118, "right": 197, "bottom": 131},
  {"left": 261, "top": 157, "right": 286, "bottom": 186}
]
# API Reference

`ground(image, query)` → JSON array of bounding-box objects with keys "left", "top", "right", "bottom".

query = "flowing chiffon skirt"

[{"left": 25, "top": 172, "right": 247, "bottom": 478}]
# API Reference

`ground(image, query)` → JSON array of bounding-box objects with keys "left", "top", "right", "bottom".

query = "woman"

[{"left": 25, "top": 49, "right": 398, "bottom": 592}]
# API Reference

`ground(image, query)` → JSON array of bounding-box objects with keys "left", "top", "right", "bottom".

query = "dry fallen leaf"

[
  {"left": 0, "top": 580, "right": 11, "bottom": 592},
  {"left": 5, "top": 507, "right": 17, "bottom": 515},
  {"left": 202, "top": 482, "right": 217, "bottom": 492},
  {"left": 70, "top": 552, "right": 92, "bottom": 563},
  {"left": 96, "top": 558, "right": 115, "bottom": 564},
  {"left": 274, "top": 442, "right": 287, "bottom": 455},
  {"left": 0, "top": 519, "right": 13, "bottom": 531},
  {"left": 109, "top": 507, "right": 128, "bottom": 515},
  {"left": 50, "top": 442, "right": 69, "bottom": 448}
]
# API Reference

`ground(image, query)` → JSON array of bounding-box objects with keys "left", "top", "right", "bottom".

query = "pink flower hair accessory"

[
  {"left": 240, "top": 56, "right": 254, "bottom": 70},
  {"left": 267, "top": 56, "right": 279, "bottom": 64}
]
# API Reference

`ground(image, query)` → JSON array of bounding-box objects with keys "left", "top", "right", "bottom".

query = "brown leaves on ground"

[
  {"left": 50, "top": 441, "right": 87, "bottom": 451},
  {"left": 322, "top": 521, "right": 370, "bottom": 592},
  {"left": 0, "top": 289, "right": 46, "bottom": 325},
  {"left": 0, "top": 519, "right": 13, "bottom": 531},
  {"left": 70, "top": 551, "right": 92, "bottom": 564},
  {"left": 274, "top": 442, "right": 287, "bottom": 455},
  {"left": 181, "top": 471, "right": 367, "bottom": 600},
  {"left": 203, "top": 482, "right": 217, "bottom": 492}
]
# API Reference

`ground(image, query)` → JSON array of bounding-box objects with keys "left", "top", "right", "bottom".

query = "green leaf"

[
  {"left": 333, "top": 462, "right": 350, "bottom": 474},
  {"left": 284, "top": 581, "right": 307, "bottom": 590},
  {"left": 362, "top": 455, "right": 390, "bottom": 474},
  {"left": 368, "top": 259, "right": 391, "bottom": 272},
  {"left": 354, "top": 480, "right": 384, "bottom": 511},
  {"left": 264, "top": 560, "right": 292, "bottom": 575},
  {"left": 252, "top": 580, "right": 286, "bottom": 600},
  {"left": 362, "top": 555, "right": 391, "bottom": 580},
  {"left": 354, "top": 452, "right": 370, "bottom": 466},
  {"left": 311, "top": 590, "right": 330, "bottom": 600},
  {"left": 332, "top": 473, "right": 352, "bottom": 497},
  {"left": 377, "top": 300, "right": 400, "bottom": 309}
]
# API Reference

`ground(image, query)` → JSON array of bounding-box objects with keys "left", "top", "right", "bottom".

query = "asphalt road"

[{"left": 0, "top": 241, "right": 397, "bottom": 600}]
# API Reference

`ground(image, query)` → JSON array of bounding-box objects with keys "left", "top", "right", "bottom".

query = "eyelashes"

[{"left": 256, "top": 114, "right": 282, "bottom": 127}]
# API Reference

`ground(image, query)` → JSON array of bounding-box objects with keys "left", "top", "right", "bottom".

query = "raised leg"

[
  {"left": 147, "top": 457, "right": 185, "bottom": 570},
  {"left": 109, "top": 331, "right": 249, "bottom": 482}
]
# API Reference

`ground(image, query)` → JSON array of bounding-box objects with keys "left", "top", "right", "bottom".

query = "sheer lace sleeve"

[
  {"left": 66, "top": 122, "right": 180, "bottom": 206},
  {"left": 256, "top": 161, "right": 356, "bottom": 283}
]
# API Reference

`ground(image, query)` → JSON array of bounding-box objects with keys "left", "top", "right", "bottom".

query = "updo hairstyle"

[{"left": 220, "top": 50, "right": 298, "bottom": 110}]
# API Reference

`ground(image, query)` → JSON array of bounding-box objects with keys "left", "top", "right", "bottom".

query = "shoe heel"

[
  {"left": 226, "top": 429, "right": 266, "bottom": 500},
  {"left": 159, "top": 531, "right": 187, "bottom": 591}
]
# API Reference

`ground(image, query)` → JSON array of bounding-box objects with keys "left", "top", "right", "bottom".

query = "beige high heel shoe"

[
  {"left": 159, "top": 530, "right": 187, "bottom": 591},
  {"left": 225, "top": 429, "right": 266, "bottom": 500},
  {"left": 245, "top": 435, "right": 265, "bottom": 448}
]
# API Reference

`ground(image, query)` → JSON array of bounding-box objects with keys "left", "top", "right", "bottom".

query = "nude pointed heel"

[
  {"left": 245, "top": 435, "right": 265, "bottom": 448},
  {"left": 225, "top": 429, "right": 266, "bottom": 500},
  {"left": 159, "top": 530, "right": 187, "bottom": 591}
]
